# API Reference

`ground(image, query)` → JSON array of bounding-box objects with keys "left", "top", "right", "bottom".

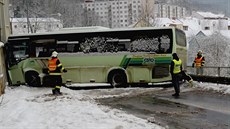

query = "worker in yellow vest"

[
  {"left": 48, "top": 51, "right": 67, "bottom": 95},
  {"left": 170, "top": 53, "right": 182, "bottom": 97}
]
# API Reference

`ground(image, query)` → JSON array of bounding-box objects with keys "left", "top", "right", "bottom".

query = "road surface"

[{"left": 98, "top": 86, "right": 230, "bottom": 129}]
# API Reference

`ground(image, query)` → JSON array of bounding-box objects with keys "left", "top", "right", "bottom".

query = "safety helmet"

[
  {"left": 51, "top": 51, "right": 58, "bottom": 57},
  {"left": 197, "top": 50, "right": 202, "bottom": 56}
]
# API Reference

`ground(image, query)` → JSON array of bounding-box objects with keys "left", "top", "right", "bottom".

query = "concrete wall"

[{"left": 0, "top": 0, "right": 10, "bottom": 95}]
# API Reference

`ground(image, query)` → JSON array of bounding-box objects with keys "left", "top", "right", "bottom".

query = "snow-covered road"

[
  {"left": 0, "top": 86, "right": 163, "bottom": 129},
  {"left": 0, "top": 82, "right": 230, "bottom": 129}
]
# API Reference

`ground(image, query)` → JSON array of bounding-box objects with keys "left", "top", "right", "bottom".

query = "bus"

[{"left": 5, "top": 27, "right": 187, "bottom": 87}]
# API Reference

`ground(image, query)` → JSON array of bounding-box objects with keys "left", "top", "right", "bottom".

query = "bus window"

[
  {"left": 37, "top": 47, "right": 50, "bottom": 57},
  {"left": 9, "top": 41, "right": 29, "bottom": 65},
  {"left": 176, "top": 29, "right": 186, "bottom": 47},
  {"left": 160, "top": 35, "right": 171, "bottom": 53}
]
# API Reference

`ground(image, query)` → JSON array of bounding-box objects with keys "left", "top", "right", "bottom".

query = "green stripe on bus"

[
  {"left": 120, "top": 55, "right": 131, "bottom": 68},
  {"left": 129, "top": 58, "right": 143, "bottom": 65},
  {"left": 120, "top": 55, "right": 127, "bottom": 67},
  {"left": 155, "top": 60, "right": 171, "bottom": 64},
  {"left": 120, "top": 56, "right": 171, "bottom": 67},
  {"left": 155, "top": 57, "right": 172, "bottom": 64}
]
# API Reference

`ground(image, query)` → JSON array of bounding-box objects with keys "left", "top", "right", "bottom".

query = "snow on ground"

[
  {"left": 0, "top": 86, "right": 164, "bottom": 129},
  {"left": 0, "top": 82, "right": 229, "bottom": 129},
  {"left": 194, "top": 81, "right": 230, "bottom": 95}
]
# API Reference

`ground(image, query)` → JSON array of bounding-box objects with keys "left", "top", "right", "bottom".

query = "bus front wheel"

[
  {"left": 108, "top": 70, "right": 127, "bottom": 87},
  {"left": 25, "top": 71, "right": 41, "bottom": 87}
]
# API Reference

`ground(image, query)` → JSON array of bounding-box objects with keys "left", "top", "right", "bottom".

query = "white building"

[
  {"left": 192, "top": 11, "right": 229, "bottom": 31},
  {"left": 83, "top": 0, "right": 145, "bottom": 28},
  {"left": 154, "top": 3, "right": 186, "bottom": 19},
  {"left": 82, "top": 0, "right": 187, "bottom": 28},
  {"left": 153, "top": 11, "right": 230, "bottom": 39},
  {"left": 11, "top": 18, "right": 63, "bottom": 34}
]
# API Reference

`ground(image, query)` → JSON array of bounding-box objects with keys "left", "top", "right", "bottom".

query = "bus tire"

[
  {"left": 25, "top": 71, "right": 41, "bottom": 87},
  {"left": 108, "top": 70, "right": 127, "bottom": 87}
]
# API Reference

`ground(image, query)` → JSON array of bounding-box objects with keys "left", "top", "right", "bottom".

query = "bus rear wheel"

[
  {"left": 108, "top": 70, "right": 127, "bottom": 87},
  {"left": 25, "top": 71, "right": 41, "bottom": 87}
]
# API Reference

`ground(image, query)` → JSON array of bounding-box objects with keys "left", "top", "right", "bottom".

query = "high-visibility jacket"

[
  {"left": 194, "top": 56, "right": 205, "bottom": 67},
  {"left": 172, "top": 59, "right": 182, "bottom": 74},
  {"left": 48, "top": 58, "right": 64, "bottom": 75},
  {"left": 48, "top": 58, "right": 58, "bottom": 72}
]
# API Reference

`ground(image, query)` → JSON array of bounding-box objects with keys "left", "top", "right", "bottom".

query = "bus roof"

[{"left": 8, "top": 26, "right": 176, "bottom": 39}]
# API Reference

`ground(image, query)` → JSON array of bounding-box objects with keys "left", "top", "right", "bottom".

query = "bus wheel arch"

[
  {"left": 25, "top": 71, "right": 41, "bottom": 87},
  {"left": 107, "top": 69, "right": 128, "bottom": 87}
]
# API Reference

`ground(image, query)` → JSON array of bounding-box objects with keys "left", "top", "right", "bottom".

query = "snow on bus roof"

[
  {"left": 59, "top": 26, "right": 110, "bottom": 31},
  {"left": 8, "top": 26, "right": 175, "bottom": 38}
]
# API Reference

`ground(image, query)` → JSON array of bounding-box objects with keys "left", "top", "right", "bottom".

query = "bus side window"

[{"left": 38, "top": 51, "right": 49, "bottom": 57}]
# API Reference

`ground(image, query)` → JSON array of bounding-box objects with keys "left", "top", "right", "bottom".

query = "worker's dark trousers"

[
  {"left": 50, "top": 75, "right": 62, "bottom": 94},
  {"left": 172, "top": 73, "right": 181, "bottom": 95}
]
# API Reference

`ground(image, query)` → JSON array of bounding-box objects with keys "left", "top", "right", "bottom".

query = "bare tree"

[{"left": 138, "top": 0, "right": 155, "bottom": 27}]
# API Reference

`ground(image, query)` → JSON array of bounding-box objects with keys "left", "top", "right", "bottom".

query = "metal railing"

[{"left": 186, "top": 66, "right": 230, "bottom": 77}]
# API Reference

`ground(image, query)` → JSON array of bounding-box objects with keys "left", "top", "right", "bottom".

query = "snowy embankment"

[
  {"left": 0, "top": 86, "right": 163, "bottom": 129},
  {"left": 194, "top": 82, "right": 230, "bottom": 94}
]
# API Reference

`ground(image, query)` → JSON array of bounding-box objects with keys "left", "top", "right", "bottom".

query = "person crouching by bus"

[
  {"left": 192, "top": 50, "right": 205, "bottom": 75},
  {"left": 48, "top": 51, "right": 67, "bottom": 95},
  {"left": 170, "top": 53, "right": 182, "bottom": 97}
]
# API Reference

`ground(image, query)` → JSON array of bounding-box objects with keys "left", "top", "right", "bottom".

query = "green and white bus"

[{"left": 5, "top": 27, "right": 187, "bottom": 87}]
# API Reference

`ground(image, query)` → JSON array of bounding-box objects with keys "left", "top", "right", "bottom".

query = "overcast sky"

[{"left": 190, "top": 0, "right": 230, "bottom": 16}]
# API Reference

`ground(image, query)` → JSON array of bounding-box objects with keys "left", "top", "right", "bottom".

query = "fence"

[{"left": 187, "top": 66, "right": 230, "bottom": 77}]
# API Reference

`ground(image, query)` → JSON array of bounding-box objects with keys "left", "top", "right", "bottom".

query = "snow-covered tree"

[{"left": 188, "top": 32, "right": 230, "bottom": 76}]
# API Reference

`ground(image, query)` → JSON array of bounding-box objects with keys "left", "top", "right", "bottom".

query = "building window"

[
  {"left": 14, "top": 25, "right": 17, "bottom": 28},
  {"left": 23, "top": 25, "right": 26, "bottom": 28},
  {"left": 228, "top": 26, "right": 230, "bottom": 30},
  {"left": 204, "top": 27, "right": 210, "bottom": 30},
  {"left": 183, "top": 26, "right": 188, "bottom": 31}
]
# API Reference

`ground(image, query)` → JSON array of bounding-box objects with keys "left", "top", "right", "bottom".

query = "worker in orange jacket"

[
  {"left": 48, "top": 51, "right": 67, "bottom": 95},
  {"left": 192, "top": 50, "right": 205, "bottom": 75}
]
